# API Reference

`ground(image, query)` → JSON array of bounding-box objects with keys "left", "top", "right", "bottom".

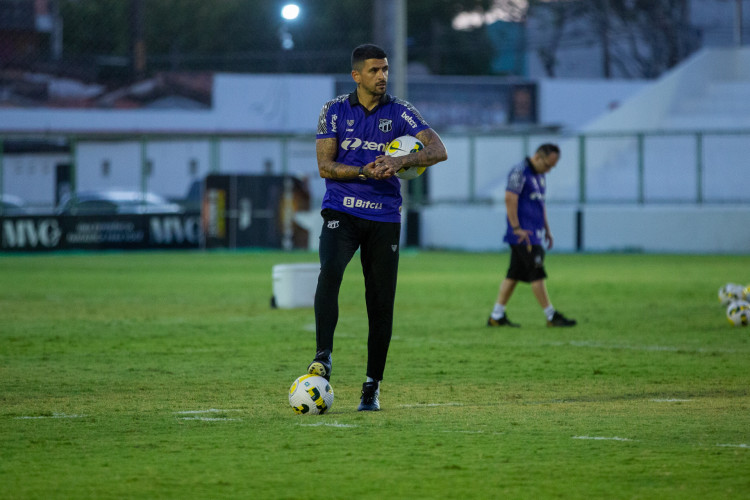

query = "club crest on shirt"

[{"left": 378, "top": 119, "right": 393, "bottom": 133}]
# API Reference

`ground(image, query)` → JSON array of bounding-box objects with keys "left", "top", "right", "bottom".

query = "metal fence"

[
  {"left": 424, "top": 129, "right": 750, "bottom": 206},
  {"left": 2, "top": 128, "right": 749, "bottom": 216}
]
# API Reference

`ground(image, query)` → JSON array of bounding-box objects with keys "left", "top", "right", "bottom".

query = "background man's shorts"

[{"left": 506, "top": 244, "right": 548, "bottom": 282}]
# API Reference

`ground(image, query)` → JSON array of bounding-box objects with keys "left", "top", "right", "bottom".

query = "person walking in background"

[
  {"left": 487, "top": 143, "right": 576, "bottom": 328},
  {"left": 308, "top": 44, "right": 448, "bottom": 410}
]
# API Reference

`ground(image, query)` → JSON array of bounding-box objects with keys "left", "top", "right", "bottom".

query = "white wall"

[
  {"left": 1, "top": 152, "right": 67, "bottom": 205},
  {"left": 417, "top": 203, "right": 579, "bottom": 253},
  {"left": 75, "top": 141, "right": 212, "bottom": 198},
  {"left": 0, "top": 74, "right": 333, "bottom": 135},
  {"left": 582, "top": 205, "right": 750, "bottom": 253},
  {"left": 538, "top": 79, "right": 648, "bottom": 131},
  {"left": 65, "top": 137, "right": 321, "bottom": 203},
  {"left": 419, "top": 203, "right": 750, "bottom": 254}
]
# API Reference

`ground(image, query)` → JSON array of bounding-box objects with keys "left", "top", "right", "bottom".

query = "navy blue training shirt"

[
  {"left": 316, "top": 91, "right": 431, "bottom": 223},
  {"left": 504, "top": 158, "right": 547, "bottom": 245}
]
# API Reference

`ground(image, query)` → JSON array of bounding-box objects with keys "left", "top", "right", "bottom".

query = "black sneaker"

[
  {"left": 487, "top": 315, "right": 520, "bottom": 327},
  {"left": 547, "top": 311, "right": 577, "bottom": 327},
  {"left": 307, "top": 351, "right": 332, "bottom": 381},
  {"left": 357, "top": 381, "right": 380, "bottom": 411}
]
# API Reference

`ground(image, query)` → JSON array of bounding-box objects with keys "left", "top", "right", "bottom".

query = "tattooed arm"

[
  {"left": 318, "top": 137, "right": 395, "bottom": 181},
  {"left": 374, "top": 128, "right": 448, "bottom": 172},
  {"left": 317, "top": 137, "right": 371, "bottom": 180},
  {"left": 317, "top": 128, "right": 448, "bottom": 181}
]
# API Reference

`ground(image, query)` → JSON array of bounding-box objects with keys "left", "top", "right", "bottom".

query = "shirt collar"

[
  {"left": 525, "top": 157, "right": 542, "bottom": 175},
  {"left": 348, "top": 90, "right": 391, "bottom": 109}
]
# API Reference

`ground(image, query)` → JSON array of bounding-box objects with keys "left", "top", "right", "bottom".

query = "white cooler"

[{"left": 271, "top": 263, "right": 319, "bottom": 309}]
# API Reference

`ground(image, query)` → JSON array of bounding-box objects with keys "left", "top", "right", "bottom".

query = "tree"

[
  {"left": 528, "top": 0, "right": 586, "bottom": 78},
  {"left": 58, "top": 0, "right": 511, "bottom": 79},
  {"left": 405, "top": 0, "right": 497, "bottom": 74},
  {"left": 527, "top": 0, "right": 699, "bottom": 79},
  {"left": 607, "top": 0, "right": 698, "bottom": 78}
]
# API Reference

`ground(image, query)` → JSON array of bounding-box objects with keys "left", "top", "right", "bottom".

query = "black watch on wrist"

[{"left": 358, "top": 166, "right": 367, "bottom": 180}]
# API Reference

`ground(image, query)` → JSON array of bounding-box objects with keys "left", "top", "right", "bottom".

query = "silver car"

[
  {"left": 0, "top": 194, "right": 28, "bottom": 215},
  {"left": 57, "top": 190, "right": 182, "bottom": 215}
]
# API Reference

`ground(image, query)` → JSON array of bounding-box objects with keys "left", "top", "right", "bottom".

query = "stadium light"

[
  {"left": 281, "top": 4, "right": 300, "bottom": 21},
  {"left": 279, "top": 3, "right": 300, "bottom": 50}
]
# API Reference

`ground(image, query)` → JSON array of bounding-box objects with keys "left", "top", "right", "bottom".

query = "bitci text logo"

[{"left": 343, "top": 197, "right": 383, "bottom": 210}]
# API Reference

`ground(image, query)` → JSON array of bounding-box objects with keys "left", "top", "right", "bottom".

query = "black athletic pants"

[{"left": 314, "top": 208, "right": 400, "bottom": 381}]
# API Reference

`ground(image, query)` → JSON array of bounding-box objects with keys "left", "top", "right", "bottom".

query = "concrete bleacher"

[
  {"left": 665, "top": 79, "right": 750, "bottom": 129},
  {"left": 587, "top": 46, "right": 750, "bottom": 132},
  {"left": 421, "top": 47, "right": 750, "bottom": 253},
  {"left": 561, "top": 47, "right": 750, "bottom": 252}
]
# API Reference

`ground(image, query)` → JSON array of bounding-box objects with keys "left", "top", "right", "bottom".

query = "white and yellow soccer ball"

[
  {"left": 289, "top": 374, "right": 334, "bottom": 415},
  {"left": 385, "top": 135, "right": 425, "bottom": 180},
  {"left": 718, "top": 283, "right": 744, "bottom": 305},
  {"left": 726, "top": 300, "right": 750, "bottom": 326}
]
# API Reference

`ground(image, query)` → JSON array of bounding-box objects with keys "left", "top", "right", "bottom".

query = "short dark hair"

[
  {"left": 351, "top": 44, "right": 387, "bottom": 71},
  {"left": 536, "top": 143, "right": 560, "bottom": 156}
]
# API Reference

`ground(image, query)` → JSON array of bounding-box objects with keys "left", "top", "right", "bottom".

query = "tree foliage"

[
  {"left": 528, "top": 0, "right": 699, "bottom": 78},
  {"left": 58, "top": 0, "right": 501, "bottom": 79},
  {"left": 57, "top": 0, "right": 699, "bottom": 81}
]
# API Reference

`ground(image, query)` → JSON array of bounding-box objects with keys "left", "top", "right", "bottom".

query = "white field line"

[
  {"left": 174, "top": 409, "right": 242, "bottom": 414},
  {"left": 716, "top": 443, "right": 749, "bottom": 449},
  {"left": 297, "top": 421, "right": 357, "bottom": 428},
  {"left": 15, "top": 413, "right": 87, "bottom": 419},
  {"left": 174, "top": 409, "right": 242, "bottom": 422},
  {"left": 572, "top": 436, "right": 633, "bottom": 441},
  {"left": 651, "top": 398, "right": 692, "bottom": 402}
]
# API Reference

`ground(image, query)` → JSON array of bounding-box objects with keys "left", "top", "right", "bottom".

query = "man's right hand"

[{"left": 513, "top": 227, "right": 532, "bottom": 252}]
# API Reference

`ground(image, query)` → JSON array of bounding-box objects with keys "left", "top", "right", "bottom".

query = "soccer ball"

[
  {"left": 289, "top": 374, "right": 334, "bottom": 415},
  {"left": 718, "top": 283, "right": 744, "bottom": 305},
  {"left": 726, "top": 300, "right": 750, "bottom": 326},
  {"left": 385, "top": 135, "right": 426, "bottom": 180}
]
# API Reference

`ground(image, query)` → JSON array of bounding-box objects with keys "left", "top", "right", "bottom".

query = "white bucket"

[{"left": 271, "top": 263, "right": 319, "bottom": 309}]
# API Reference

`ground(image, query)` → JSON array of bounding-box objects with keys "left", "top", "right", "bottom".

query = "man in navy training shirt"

[
  {"left": 308, "top": 43, "right": 448, "bottom": 411},
  {"left": 487, "top": 143, "right": 576, "bottom": 328}
]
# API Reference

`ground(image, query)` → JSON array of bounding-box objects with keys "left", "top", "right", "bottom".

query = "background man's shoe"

[
  {"left": 487, "top": 316, "right": 520, "bottom": 327},
  {"left": 547, "top": 311, "right": 577, "bottom": 327}
]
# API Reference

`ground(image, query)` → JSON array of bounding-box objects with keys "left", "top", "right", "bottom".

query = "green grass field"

[{"left": 1, "top": 250, "right": 748, "bottom": 499}]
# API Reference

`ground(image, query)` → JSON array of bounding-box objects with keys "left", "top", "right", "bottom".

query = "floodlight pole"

[
  {"left": 735, "top": 0, "right": 744, "bottom": 46},
  {"left": 374, "top": 0, "right": 407, "bottom": 99},
  {"left": 393, "top": 0, "right": 407, "bottom": 100},
  {"left": 374, "top": 0, "right": 412, "bottom": 244}
]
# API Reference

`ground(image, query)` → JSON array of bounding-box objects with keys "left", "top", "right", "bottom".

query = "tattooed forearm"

[
  {"left": 317, "top": 138, "right": 360, "bottom": 180},
  {"left": 316, "top": 129, "right": 448, "bottom": 180},
  {"left": 398, "top": 128, "right": 448, "bottom": 168},
  {"left": 319, "top": 161, "right": 360, "bottom": 180}
]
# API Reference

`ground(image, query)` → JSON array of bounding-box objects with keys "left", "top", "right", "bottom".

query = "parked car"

[
  {"left": 0, "top": 194, "right": 28, "bottom": 215},
  {"left": 57, "top": 190, "right": 182, "bottom": 215}
]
